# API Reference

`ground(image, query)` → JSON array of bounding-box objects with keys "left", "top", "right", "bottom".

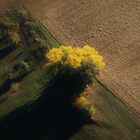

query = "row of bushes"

[{"left": 0, "top": 9, "right": 49, "bottom": 62}]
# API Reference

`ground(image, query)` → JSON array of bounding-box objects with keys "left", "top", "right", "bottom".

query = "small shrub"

[
  {"left": 0, "top": 14, "right": 21, "bottom": 45},
  {"left": 80, "top": 104, "right": 96, "bottom": 119},
  {"left": 10, "top": 83, "right": 20, "bottom": 94},
  {"left": 74, "top": 96, "right": 89, "bottom": 109},
  {"left": 17, "top": 9, "right": 29, "bottom": 17},
  {"left": 20, "top": 61, "right": 31, "bottom": 72},
  {"left": 8, "top": 31, "right": 21, "bottom": 45},
  {"left": 74, "top": 94, "right": 96, "bottom": 118},
  {"left": 0, "top": 16, "right": 15, "bottom": 27},
  {"left": 10, "top": 61, "right": 31, "bottom": 80}
]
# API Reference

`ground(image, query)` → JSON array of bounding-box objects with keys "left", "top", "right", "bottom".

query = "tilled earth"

[{"left": 0, "top": 0, "right": 140, "bottom": 113}]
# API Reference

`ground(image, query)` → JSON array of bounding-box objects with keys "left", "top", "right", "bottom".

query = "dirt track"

[{"left": 0, "top": 0, "right": 140, "bottom": 113}]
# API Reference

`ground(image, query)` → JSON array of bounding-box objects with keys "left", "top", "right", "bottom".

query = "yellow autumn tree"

[
  {"left": 44, "top": 45, "right": 105, "bottom": 118},
  {"left": 45, "top": 45, "right": 105, "bottom": 70}
]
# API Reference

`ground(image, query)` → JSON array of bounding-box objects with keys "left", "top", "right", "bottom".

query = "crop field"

[
  {"left": 0, "top": 9, "right": 140, "bottom": 140},
  {"left": 0, "top": 0, "right": 139, "bottom": 114}
]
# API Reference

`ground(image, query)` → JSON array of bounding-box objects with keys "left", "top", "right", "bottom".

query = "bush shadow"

[
  {"left": 0, "top": 45, "right": 16, "bottom": 59},
  {"left": 0, "top": 74, "right": 99, "bottom": 140},
  {"left": 0, "top": 71, "right": 32, "bottom": 96}
]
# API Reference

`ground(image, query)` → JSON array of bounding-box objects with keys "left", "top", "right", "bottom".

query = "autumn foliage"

[
  {"left": 45, "top": 45, "right": 105, "bottom": 70},
  {"left": 45, "top": 45, "right": 105, "bottom": 118}
]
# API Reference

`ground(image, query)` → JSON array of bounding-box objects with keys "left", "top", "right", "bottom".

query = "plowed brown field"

[{"left": 0, "top": 0, "right": 140, "bottom": 113}]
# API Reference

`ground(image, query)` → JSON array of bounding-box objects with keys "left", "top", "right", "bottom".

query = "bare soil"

[{"left": 0, "top": 0, "right": 140, "bottom": 113}]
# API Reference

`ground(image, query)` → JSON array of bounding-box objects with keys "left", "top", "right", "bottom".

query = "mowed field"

[{"left": 0, "top": 0, "right": 140, "bottom": 114}]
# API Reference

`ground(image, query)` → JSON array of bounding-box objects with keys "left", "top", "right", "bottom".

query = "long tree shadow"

[
  {"left": 0, "top": 75, "right": 100, "bottom": 140},
  {"left": 0, "top": 71, "right": 33, "bottom": 96},
  {"left": 0, "top": 45, "right": 16, "bottom": 59}
]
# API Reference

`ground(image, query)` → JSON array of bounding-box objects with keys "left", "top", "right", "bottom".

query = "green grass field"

[
  {"left": 0, "top": 9, "right": 140, "bottom": 140},
  {"left": 0, "top": 9, "right": 60, "bottom": 118},
  {"left": 70, "top": 82, "right": 140, "bottom": 140}
]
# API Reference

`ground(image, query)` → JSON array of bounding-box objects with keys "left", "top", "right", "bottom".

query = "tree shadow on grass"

[
  {"left": 0, "top": 75, "right": 102, "bottom": 140},
  {"left": 0, "top": 45, "right": 16, "bottom": 59},
  {"left": 0, "top": 71, "right": 33, "bottom": 96}
]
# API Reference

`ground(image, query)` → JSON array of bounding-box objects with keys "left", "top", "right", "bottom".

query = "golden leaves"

[{"left": 45, "top": 45, "right": 105, "bottom": 70}]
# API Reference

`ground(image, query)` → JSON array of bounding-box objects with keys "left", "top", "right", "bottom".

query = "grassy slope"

[
  {"left": 70, "top": 82, "right": 140, "bottom": 140},
  {"left": 0, "top": 9, "right": 60, "bottom": 117},
  {"left": 0, "top": 9, "right": 140, "bottom": 140}
]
